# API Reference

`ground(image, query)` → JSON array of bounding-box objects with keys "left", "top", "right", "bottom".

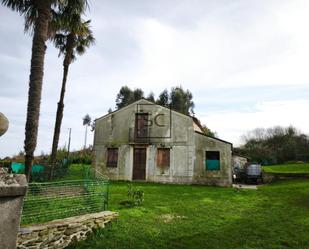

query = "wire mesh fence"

[{"left": 21, "top": 166, "right": 109, "bottom": 225}]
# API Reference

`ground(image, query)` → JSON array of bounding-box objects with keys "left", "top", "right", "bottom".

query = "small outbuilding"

[{"left": 93, "top": 99, "right": 233, "bottom": 186}]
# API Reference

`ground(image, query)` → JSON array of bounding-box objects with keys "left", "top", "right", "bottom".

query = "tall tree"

[
  {"left": 170, "top": 86, "right": 195, "bottom": 115},
  {"left": 83, "top": 114, "right": 91, "bottom": 149},
  {"left": 1, "top": 0, "right": 88, "bottom": 181},
  {"left": 156, "top": 89, "right": 169, "bottom": 106},
  {"left": 2, "top": 0, "right": 53, "bottom": 181},
  {"left": 115, "top": 86, "right": 144, "bottom": 109},
  {"left": 146, "top": 92, "right": 155, "bottom": 102},
  {"left": 116, "top": 86, "right": 133, "bottom": 109},
  {"left": 201, "top": 124, "right": 216, "bottom": 138},
  {"left": 50, "top": 14, "right": 94, "bottom": 169}
]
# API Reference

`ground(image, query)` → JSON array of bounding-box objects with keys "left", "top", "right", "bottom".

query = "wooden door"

[{"left": 133, "top": 148, "right": 146, "bottom": 180}]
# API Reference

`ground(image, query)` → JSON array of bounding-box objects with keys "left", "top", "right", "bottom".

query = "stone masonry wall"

[
  {"left": 262, "top": 172, "right": 309, "bottom": 183},
  {"left": 17, "top": 211, "right": 118, "bottom": 249}
]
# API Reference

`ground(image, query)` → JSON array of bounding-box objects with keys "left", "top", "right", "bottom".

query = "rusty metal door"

[{"left": 133, "top": 148, "right": 146, "bottom": 180}]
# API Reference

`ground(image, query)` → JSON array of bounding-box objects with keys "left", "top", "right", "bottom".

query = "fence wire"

[{"left": 21, "top": 167, "right": 109, "bottom": 225}]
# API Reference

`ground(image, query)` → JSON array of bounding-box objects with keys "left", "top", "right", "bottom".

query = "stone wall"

[
  {"left": 263, "top": 172, "right": 309, "bottom": 183},
  {"left": 17, "top": 211, "right": 118, "bottom": 249}
]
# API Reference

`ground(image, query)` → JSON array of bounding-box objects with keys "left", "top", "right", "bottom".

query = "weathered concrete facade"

[
  {"left": 93, "top": 99, "right": 232, "bottom": 186},
  {"left": 194, "top": 132, "right": 232, "bottom": 186}
]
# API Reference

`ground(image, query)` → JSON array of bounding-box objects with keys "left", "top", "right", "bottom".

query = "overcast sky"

[{"left": 1, "top": 0, "right": 309, "bottom": 158}]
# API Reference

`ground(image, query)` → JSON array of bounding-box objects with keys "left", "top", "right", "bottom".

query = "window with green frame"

[{"left": 205, "top": 151, "right": 220, "bottom": 170}]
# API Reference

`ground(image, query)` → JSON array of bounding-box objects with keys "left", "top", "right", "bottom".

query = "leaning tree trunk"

[
  {"left": 24, "top": 1, "right": 52, "bottom": 182},
  {"left": 50, "top": 39, "right": 74, "bottom": 179}
]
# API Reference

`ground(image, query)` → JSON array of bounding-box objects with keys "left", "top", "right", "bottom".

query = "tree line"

[
  {"left": 112, "top": 85, "right": 216, "bottom": 137},
  {"left": 235, "top": 126, "right": 309, "bottom": 165},
  {"left": 114, "top": 85, "right": 195, "bottom": 115}
]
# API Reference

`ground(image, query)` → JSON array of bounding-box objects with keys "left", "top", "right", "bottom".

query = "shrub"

[{"left": 119, "top": 184, "right": 144, "bottom": 207}]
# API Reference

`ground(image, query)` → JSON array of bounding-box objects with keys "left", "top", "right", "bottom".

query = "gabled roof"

[
  {"left": 95, "top": 98, "right": 233, "bottom": 146},
  {"left": 95, "top": 98, "right": 194, "bottom": 122}
]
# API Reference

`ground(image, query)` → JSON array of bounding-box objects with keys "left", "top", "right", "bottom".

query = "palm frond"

[
  {"left": 58, "top": 0, "right": 89, "bottom": 15},
  {"left": 52, "top": 33, "right": 68, "bottom": 56},
  {"left": 75, "top": 44, "right": 85, "bottom": 55},
  {"left": 52, "top": 16, "right": 94, "bottom": 59},
  {"left": 1, "top": 0, "right": 31, "bottom": 12},
  {"left": 23, "top": 3, "right": 38, "bottom": 33},
  {"left": 74, "top": 21, "right": 95, "bottom": 56},
  {"left": 1, "top": 0, "right": 39, "bottom": 33},
  {"left": 47, "top": 9, "right": 61, "bottom": 38}
]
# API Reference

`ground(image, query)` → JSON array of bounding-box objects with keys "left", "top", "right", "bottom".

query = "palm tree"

[
  {"left": 83, "top": 114, "right": 91, "bottom": 149},
  {"left": 2, "top": 0, "right": 53, "bottom": 181},
  {"left": 1, "top": 0, "right": 89, "bottom": 181},
  {"left": 50, "top": 14, "right": 94, "bottom": 171}
]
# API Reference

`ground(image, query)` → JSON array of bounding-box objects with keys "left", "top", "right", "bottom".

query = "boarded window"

[
  {"left": 157, "top": 148, "right": 170, "bottom": 167},
  {"left": 107, "top": 148, "right": 118, "bottom": 167},
  {"left": 205, "top": 151, "right": 220, "bottom": 170}
]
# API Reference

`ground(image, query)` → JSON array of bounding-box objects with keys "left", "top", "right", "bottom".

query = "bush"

[{"left": 119, "top": 184, "right": 144, "bottom": 207}]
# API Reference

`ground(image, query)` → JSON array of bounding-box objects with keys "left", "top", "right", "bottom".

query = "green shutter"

[{"left": 205, "top": 159, "right": 220, "bottom": 170}]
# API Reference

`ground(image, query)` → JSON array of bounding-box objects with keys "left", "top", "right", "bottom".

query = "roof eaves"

[
  {"left": 232, "top": 153, "right": 250, "bottom": 160},
  {"left": 194, "top": 131, "right": 233, "bottom": 147}
]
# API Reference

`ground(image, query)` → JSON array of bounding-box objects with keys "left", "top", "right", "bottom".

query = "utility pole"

[
  {"left": 84, "top": 125, "right": 88, "bottom": 150},
  {"left": 67, "top": 128, "right": 72, "bottom": 163}
]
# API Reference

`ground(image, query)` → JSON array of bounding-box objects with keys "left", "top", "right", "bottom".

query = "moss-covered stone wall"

[{"left": 17, "top": 211, "right": 118, "bottom": 249}]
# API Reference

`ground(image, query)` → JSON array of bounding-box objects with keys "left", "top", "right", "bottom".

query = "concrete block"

[{"left": 0, "top": 169, "right": 28, "bottom": 249}]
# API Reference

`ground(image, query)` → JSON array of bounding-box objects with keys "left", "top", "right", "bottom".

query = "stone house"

[{"left": 93, "top": 99, "right": 233, "bottom": 186}]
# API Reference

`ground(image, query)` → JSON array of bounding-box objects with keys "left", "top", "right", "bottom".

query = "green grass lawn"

[
  {"left": 55, "top": 163, "right": 90, "bottom": 180},
  {"left": 263, "top": 163, "right": 309, "bottom": 173},
  {"left": 68, "top": 179, "right": 309, "bottom": 249}
]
